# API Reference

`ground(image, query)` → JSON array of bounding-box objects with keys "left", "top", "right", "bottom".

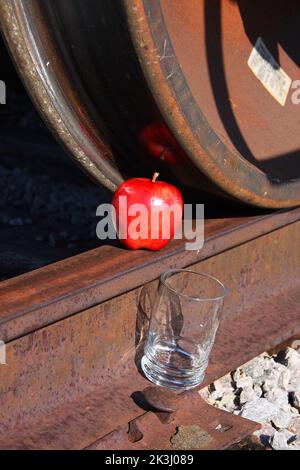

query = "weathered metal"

[
  {"left": 0, "top": 0, "right": 122, "bottom": 191},
  {"left": 87, "top": 391, "right": 260, "bottom": 450},
  {"left": 142, "top": 386, "right": 181, "bottom": 413},
  {"left": 1, "top": 207, "right": 300, "bottom": 343},
  {"left": 125, "top": 0, "right": 300, "bottom": 207},
  {"left": 0, "top": 0, "right": 299, "bottom": 450},
  {"left": 0, "top": 209, "right": 299, "bottom": 449},
  {"left": 1, "top": 0, "right": 300, "bottom": 207}
]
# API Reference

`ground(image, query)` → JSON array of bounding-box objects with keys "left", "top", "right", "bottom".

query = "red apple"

[{"left": 112, "top": 173, "right": 183, "bottom": 251}]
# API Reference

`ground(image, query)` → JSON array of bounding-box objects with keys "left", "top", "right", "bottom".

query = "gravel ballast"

[{"left": 200, "top": 344, "right": 300, "bottom": 450}]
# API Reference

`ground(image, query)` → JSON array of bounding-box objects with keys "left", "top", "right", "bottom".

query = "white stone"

[
  {"left": 220, "top": 373, "right": 234, "bottom": 387},
  {"left": 240, "top": 387, "right": 258, "bottom": 404},
  {"left": 278, "top": 369, "right": 291, "bottom": 391},
  {"left": 207, "top": 392, "right": 222, "bottom": 405},
  {"left": 282, "top": 429, "right": 297, "bottom": 443},
  {"left": 199, "top": 387, "right": 209, "bottom": 400},
  {"left": 263, "top": 356, "right": 279, "bottom": 371},
  {"left": 204, "top": 346, "right": 300, "bottom": 450},
  {"left": 262, "top": 379, "right": 278, "bottom": 393},
  {"left": 288, "top": 417, "right": 300, "bottom": 435},
  {"left": 209, "top": 374, "right": 233, "bottom": 397},
  {"left": 215, "top": 402, "right": 230, "bottom": 413},
  {"left": 280, "top": 347, "right": 300, "bottom": 369},
  {"left": 287, "top": 372, "right": 300, "bottom": 392},
  {"left": 208, "top": 386, "right": 222, "bottom": 400},
  {"left": 235, "top": 376, "right": 253, "bottom": 390},
  {"left": 270, "top": 431, "right": 289, "bottom": 450},
  {"left": 209, "top": 391, "right": 221, "bottom": 402},
  {"left": 243, "top": 356, "right": 267, "bottom": 379},
  {"left": 292, "top": 391, "right": 300, "bottom": 411},
  {"left": 264, "top": 366, "right": 282, "bottom": 382},
  {"left": 232, "top": 368, "right": 246, "bottom": 382},
  {"left": 253, "top": 423, "right": 275, "bottom": 447},
  {"left": 271, "top": 410, "right": 292, "bottom": 429},
  {"left": 253, "top": 384, "right": 263, "bottom": 398},
  {"left": 264, "top": 388, "right": 289, "bottom": 408},
  {"left": 280, "top": 403, "right": 296, "bottom": 414},
  {"left": 240, "top": 398, "right": 278, "bottom": 424},
  {"left": 291, "top": 339, "right": 300, "bottom": 353},
  {"left": 218, "top": 391, "right": 236, "bottom": 412},
  {"left": 272, "top": 359, "right": 286, "bottom": 372}
]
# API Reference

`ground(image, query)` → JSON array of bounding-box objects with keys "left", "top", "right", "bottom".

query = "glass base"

[{"left": 141, "top": 354, "right": 206, "bottom": 391}]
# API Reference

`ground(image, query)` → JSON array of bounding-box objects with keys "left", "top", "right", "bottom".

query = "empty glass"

[{"left": 141, "top": 269, "right": 227, "bottom": 391}]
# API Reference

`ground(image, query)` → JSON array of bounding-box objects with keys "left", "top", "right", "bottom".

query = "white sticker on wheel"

[{"left": 247, "top": 37, "right": 292, "bottom": 106}]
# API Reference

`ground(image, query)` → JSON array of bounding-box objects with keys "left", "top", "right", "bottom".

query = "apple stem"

[{"left": 152, "top": 172, "right": 160, "bottom": 182}]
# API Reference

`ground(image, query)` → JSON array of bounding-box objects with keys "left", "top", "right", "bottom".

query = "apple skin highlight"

[{"left": 112, "top": 173, "right": 183, "bottom": 251}]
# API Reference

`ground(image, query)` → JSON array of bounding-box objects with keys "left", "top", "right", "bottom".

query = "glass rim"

[{"left": 160, "top": 269, "right": 228, "bottom": 302}]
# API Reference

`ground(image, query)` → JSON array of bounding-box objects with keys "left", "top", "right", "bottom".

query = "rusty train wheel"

[
  {"left": 0, "top": 0, "right": 124, "bottom": 192},
  {"left": 1, "top": 0, "right": 300, "bottom": 207},
  {"left": 125, "top": 0, "right": 300, "bottom": 208}
]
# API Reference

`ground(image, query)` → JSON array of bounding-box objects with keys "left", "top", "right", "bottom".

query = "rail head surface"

[{"left": 0, "top": 207, "right": 300, "bottom": 342}]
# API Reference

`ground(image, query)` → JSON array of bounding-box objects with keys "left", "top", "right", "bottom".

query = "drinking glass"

[{"left": 141, "top": 269, "right": 227, "bottom": 391}]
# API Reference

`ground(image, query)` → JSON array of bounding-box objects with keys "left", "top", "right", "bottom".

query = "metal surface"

[
  {"left": 1, "top": 0, "right": 300, "bottom": 207},
  {"left": 0, "top": 279, "right": 297, "bottom": 449},
  {"left": 0, "top": 210, "right": 299, "bottom": 449},
  {"left": 87, "top": 391, "right": 260, "bottom": 450},
  {"left": 0, "top": 0, "right": 123, "bottom": 191},
  {"left": 142, "top": 386, "right": 181, "bottom": 412},
  {"left": 1, "top": 207, "right": 300, "bottom": 342},
  {"left": 125, "top": 0, "right": 300, "bottom": 207},
  {"left": 0, "top": 0, "right": 171, "bottom": 192}
]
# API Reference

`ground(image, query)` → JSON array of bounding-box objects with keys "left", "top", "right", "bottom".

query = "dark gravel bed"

[{"left": 0, "top": 51, "right": 112, "bottom": 280}]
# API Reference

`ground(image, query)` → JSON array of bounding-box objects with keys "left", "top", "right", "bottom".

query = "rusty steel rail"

[
  {"left": 1, "top": 207, "right": 300, "bottom": 342},
  {"left": 0, "top": 207, "right": 300, "bottom": 449}
]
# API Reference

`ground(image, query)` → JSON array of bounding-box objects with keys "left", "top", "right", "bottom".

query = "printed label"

[{"left": 247, "top": 37, "right": 291, "bottom": 106}]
